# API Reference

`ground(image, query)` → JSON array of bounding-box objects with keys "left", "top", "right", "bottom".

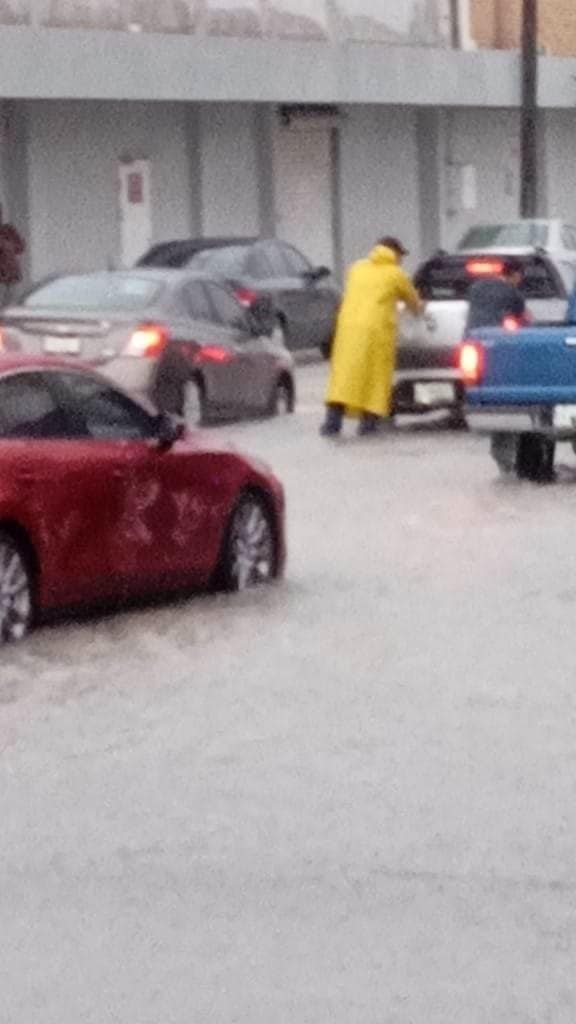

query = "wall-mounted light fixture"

[{"left": 278, "top": 105, "right": 342, "bottom": 130}]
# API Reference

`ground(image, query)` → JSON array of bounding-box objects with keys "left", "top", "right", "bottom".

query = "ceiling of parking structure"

[
  {"left": 2, "top": 0, "right": 452, "bottom": 46},
  {"left": 0, "top": 0, "right": 28, "bottom": 24}
]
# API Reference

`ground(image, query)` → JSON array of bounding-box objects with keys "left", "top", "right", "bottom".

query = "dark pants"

[{"left": 321, "top": 403, "right": 381, "bottom": 435}]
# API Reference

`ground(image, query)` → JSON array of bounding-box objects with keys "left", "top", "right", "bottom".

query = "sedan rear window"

[
  {"left": 138, "top": 241, "right": 200, "bottom": 268},
  {"left": 23, "top": 275, "right": 162, "bottom": 312},
  {"left": 187, "top": 246, "right": 249, "bottom": 276},
  {"left": 415, "top": 256, "right": 564, "bottom": 302},
  {"left": 458, "top": 222, "right": 549, "bottom": 250}
]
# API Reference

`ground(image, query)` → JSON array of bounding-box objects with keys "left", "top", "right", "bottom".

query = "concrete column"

[
  {"left": 254, "top": 105, "right": 276, "bottom": 238},
  {"left": 184, "top": 105, "right": 203, "bottom": 237},
  {"left": 416, "top": 108, "right": 444, "bottom": 259},
  {"left": 198, "top": 103, "right": 260, "bottom": 238},
  {"left": 338, "top": 106, "right": 421, "bottom": 271},
  {"left": 535, "top": 110, "right": 549, "bottom": 218},
  {"left": 330, "top": 123, "right": 343, "bottom": 280},
  {"left": 539, "top": 110, "right": 576, "bottom": 222}
]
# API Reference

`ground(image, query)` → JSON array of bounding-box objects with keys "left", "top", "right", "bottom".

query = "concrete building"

[{"left": 0, "top": 0, "right": 576, "bottom": 286}]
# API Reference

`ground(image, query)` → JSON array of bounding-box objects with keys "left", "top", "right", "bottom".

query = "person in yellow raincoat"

[{"left": 321, "top": 237, "right": 423, "bottom": 437}]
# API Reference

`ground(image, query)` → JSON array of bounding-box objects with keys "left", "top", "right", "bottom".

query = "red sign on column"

[{"left": 127, "top": 171, "right": 144, "bottom": 204}]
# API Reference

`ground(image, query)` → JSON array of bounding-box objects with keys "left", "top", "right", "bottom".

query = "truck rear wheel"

[
  {"left": 517, "top": 434, "right": 556, "bottom": 483},
  {"left": 490, "top": 432, "right": 556, "bottom": 483},
  {"left": 490, "top": 433, "right": 519, "bottom": 476}
]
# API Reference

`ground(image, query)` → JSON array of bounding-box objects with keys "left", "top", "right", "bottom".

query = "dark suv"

[{"left": 137, "top": 237, "right": 340, "bottom": 354}]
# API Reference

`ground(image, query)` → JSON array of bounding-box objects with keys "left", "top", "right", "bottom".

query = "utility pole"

[
  {"left": 520, "top": 0, "right": 539, "bottom": 217},
  {"left": 449, "top": 0, "right": 460, "bottom": 48}
]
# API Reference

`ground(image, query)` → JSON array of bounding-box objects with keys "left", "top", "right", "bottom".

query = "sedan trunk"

[{"left": 0, "top": 311, "right": 137, "bottom": 366}]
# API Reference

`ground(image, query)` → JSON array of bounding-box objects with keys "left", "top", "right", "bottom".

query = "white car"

[
  {"left": 456, "top": 219, "right": 576, "bottom": 291},
  {"left": 394, "top": 249, "right": 570, "bottom": 424}
]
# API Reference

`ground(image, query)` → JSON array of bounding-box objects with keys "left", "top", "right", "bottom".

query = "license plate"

[
  {"left": 414, "top": 382, "right": 455, "bottom": 406},
  {"left": 553, "top": 405, "right": 576, "bottom": 430},
  {"left": 43, "top": 335, "right": 81, "bottom": 355}
]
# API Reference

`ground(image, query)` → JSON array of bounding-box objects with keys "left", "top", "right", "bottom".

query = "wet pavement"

[{"left": 3, "top": 362, "right": 576, "bottom": 1022}]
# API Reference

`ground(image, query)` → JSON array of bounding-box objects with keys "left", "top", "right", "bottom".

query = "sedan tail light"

[
  {"left": 125, "top": 324, "right": 168, "bottom": 358},
  {"left": 196, "top": 345, "right": 233, "bottom": 364},
  {"left": 234, "top": 287, "right": 258, "bottom": 308},
  {"left": 459, "top": 342, "right": 484, "bottom": 385}
]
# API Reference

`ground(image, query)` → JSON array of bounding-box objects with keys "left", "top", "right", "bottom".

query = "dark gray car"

[
  {"left": 0, "top": 270, "right": 295, "bottom": 425},
  {"left": 137, "top": 237, "right": 341, "bottom": 354}
]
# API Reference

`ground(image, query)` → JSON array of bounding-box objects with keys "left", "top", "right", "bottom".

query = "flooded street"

[{"left": 3, "top": 363, "right": 576, "bottom": 1022}]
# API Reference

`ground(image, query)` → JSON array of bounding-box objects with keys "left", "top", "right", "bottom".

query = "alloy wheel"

[
  {"left": 0, "top": 536, "right": 32, "bottom": 643},
  {"left": 228, "top": 498, "right": 275, "bottom": 590}
]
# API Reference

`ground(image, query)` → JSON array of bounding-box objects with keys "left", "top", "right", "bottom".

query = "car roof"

[
  {"left": 468, "top": 219, "right": 553, "bottom": 226},
  {"left": 149, "top": 237, "right": 258, "bottom": 251},
  {"left": 459, "top": 246, "right": 542, "bottom": 256},
  {"left": 138, "top": 237, "right": 260, "bottom": 266},
  {"left": 425, "top": 248, "right": 555, "bottom": 263},
  {"left": 18, "top": 268, "right": 239, "bottom": 288},
  {"left": 85, "top": 268, "right": 230, "bottom": 283}
]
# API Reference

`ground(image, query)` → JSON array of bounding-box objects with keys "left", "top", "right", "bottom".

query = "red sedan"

[{"left": 0, "top": 357, "right": 286, "bottom": 643}]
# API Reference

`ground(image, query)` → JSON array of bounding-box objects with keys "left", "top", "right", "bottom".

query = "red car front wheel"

[
  {"left": 0, "top": 532, "right": 33, "bottom": 644},
  {"left": 216, "top": 495, "right": 277, "bottom": 592}
]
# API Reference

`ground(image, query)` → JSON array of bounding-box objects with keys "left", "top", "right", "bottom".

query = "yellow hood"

[{"left": 368, "top": 244, "right": 399, "bottom": 266}]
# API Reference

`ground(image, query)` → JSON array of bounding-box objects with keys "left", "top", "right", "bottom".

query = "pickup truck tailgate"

[{"left": 467, "top": 326, "right": 576, "bottom": 406}]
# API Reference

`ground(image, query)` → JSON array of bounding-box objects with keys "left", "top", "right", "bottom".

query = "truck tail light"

[
  {"left": 503, "top": 315, "right": 522, "bottom": 331},
  {"left": 234, "top": 287, "right": 258, "bottom": 307},
  {"left": 460, "top": 342, "right": 483, "bottom": 385},
  {"left": 125, "top": 324, "right": 168, "bottom": 358}
]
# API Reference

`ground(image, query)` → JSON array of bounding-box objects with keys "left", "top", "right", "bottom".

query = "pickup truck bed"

[
  {"left": 466, "top": 325, "right": 576, "bottom": 407},
  {"left": 462, "top": 323, "right": 576, "bottom": 481}
]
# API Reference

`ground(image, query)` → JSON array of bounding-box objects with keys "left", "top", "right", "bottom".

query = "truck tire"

[
  {"left": 321, "top": 335, "right": 333, "bottom": 360},
  {"left": 516, "top": 433, "right": 556, "bottom": 483},
  {"left": 446, "top": 409, "right": 468, "bottom": 431},
  {"left": 490, "top": 432, "right": 555, "bottom": 483},
  {"left": 490, "top": 433, "right": 520, "bottom": 476}
]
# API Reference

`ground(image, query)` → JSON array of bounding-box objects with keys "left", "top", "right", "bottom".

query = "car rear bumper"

[
  {"left": 396, "top": 344, "right": 456, "bottom": 371},
  {"left": 465, "top": 406, "right": 576, "bottom": 440},
  {"left": 393, "top": 367, "right": 463, "bottom": 414},
  {"left": 465, "top": 408, "right": 542, "bottom": 433}
]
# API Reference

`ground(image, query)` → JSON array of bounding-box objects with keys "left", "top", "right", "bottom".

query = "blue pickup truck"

[{"left": 461, "top": 294, "right": 576, "bottom": 481}]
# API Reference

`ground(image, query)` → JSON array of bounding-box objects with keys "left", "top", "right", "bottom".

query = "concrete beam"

[{"left": 1, "top": 27, "right": 576, "bottom": 108}]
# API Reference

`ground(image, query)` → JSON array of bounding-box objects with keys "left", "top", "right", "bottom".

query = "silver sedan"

[{"left": 0, "top": 270, "right": 296, "bottom": 425}]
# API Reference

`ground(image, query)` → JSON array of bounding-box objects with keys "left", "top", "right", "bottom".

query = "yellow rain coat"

[{"left": 326, "top": 245, "right": 422, "bottom": 418}]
